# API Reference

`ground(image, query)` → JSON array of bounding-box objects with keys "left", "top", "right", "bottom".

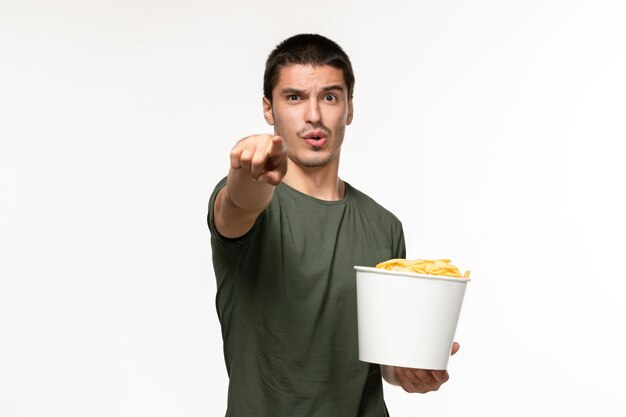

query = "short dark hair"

[{"left": 263, "top": 34, "right": 355, "bottom": 103}]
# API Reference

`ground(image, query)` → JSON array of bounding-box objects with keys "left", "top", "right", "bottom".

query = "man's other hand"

[{"left": 382, "top": 342, "right": 460, "bottom": 394}]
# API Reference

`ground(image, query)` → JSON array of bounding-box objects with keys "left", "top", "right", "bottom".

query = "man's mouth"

[{"left": 302, "top": 131, "right": 328, "bottom": 147}]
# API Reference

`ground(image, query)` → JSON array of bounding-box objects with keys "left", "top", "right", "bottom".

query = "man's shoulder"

[{"left": 346, "top": 182, "right": 402, "bottom": 226}]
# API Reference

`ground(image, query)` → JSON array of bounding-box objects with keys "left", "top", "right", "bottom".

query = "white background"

[{"left": 2, "top": 0, "right": 625, "bottom": 416}]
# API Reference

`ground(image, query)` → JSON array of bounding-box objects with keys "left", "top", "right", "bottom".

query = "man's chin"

[{"left": 290, "top": 153, "right": 334, "bottom": 169}]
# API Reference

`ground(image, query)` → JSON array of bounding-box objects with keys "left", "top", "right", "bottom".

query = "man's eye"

[
  {"left": 324, "top": 94, "right": 336, "bottom": 102},
  {"left": 287, "top": 95, "right": 300, "bottom": 101}
]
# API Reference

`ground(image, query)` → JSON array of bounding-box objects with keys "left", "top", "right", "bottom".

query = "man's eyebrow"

[
  {"left": 321, "top": 84, "right": 346, "bottom": 92},
  {"left": 279, "top": 85, "right": 346, "bottom": 95},
  {"left": 280, "top": 87, "right": 305, "bottom": 95}
]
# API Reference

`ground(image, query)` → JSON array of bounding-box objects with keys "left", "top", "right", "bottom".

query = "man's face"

[{"left": 263, "top": 64, "right": 353, "bottom": 169}]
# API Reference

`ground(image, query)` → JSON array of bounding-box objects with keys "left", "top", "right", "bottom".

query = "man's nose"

[{"left": 305, "top": 99, "right": 321, "bottom": 124}]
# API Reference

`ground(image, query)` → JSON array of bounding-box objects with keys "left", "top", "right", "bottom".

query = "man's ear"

[
  {"left": 263, "top": 96, "right": 274, "bottom": 125},
  {"left": 346, "top": 98, "right": 354, "bottom": 125}
]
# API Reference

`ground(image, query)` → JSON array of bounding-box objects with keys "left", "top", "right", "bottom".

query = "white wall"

[{"left": 1, "top": 0, "right": 625, "bottom": 416}]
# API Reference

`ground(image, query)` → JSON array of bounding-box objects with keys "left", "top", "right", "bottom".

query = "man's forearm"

[
  {"left": 226, "top": 166, "right": 275, "bottom": 213},
  {"left": 214, "top": 168, "right": 275, "bottom": 239}
]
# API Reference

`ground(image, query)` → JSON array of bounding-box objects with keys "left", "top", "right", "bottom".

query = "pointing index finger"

[{"left": 268, "top": 135, "right": 286, "bottom": 156}]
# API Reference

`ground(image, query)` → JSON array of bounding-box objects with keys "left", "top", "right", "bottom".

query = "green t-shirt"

[{"left": 208, "top": 178, "right": 406, "bottom": 417}]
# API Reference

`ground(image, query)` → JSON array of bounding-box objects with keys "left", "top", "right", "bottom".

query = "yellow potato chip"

[{"left": 376, "top": 258, "right": 470, "bottom": 278}]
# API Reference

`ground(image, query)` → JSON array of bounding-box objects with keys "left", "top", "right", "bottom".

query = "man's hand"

[
  {"left": 381, "top": 342, "right": 460, "bottom": 394},
  {"left": 230, "top": 134, "right": 287, "bottom": 186}
]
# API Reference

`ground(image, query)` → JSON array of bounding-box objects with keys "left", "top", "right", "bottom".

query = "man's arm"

[
  {"left": 214, "top": 134, "right": 287, "bottom": 239},
  {"left": 381, "top": 342, "right": 460, "bottom": 393}
]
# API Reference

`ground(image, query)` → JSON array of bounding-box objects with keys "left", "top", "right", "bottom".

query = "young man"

[{"left": 208, "top": 34, "right": 459, "bottom": 416}]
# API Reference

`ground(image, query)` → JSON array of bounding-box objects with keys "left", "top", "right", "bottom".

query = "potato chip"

[{"left": 376, "top": 258, "right": 470, "bottom": 278}]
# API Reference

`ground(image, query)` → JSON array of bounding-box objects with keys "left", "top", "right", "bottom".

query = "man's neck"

[{"left": 282, "top": 158, "right": 345, "bottom": 201}]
